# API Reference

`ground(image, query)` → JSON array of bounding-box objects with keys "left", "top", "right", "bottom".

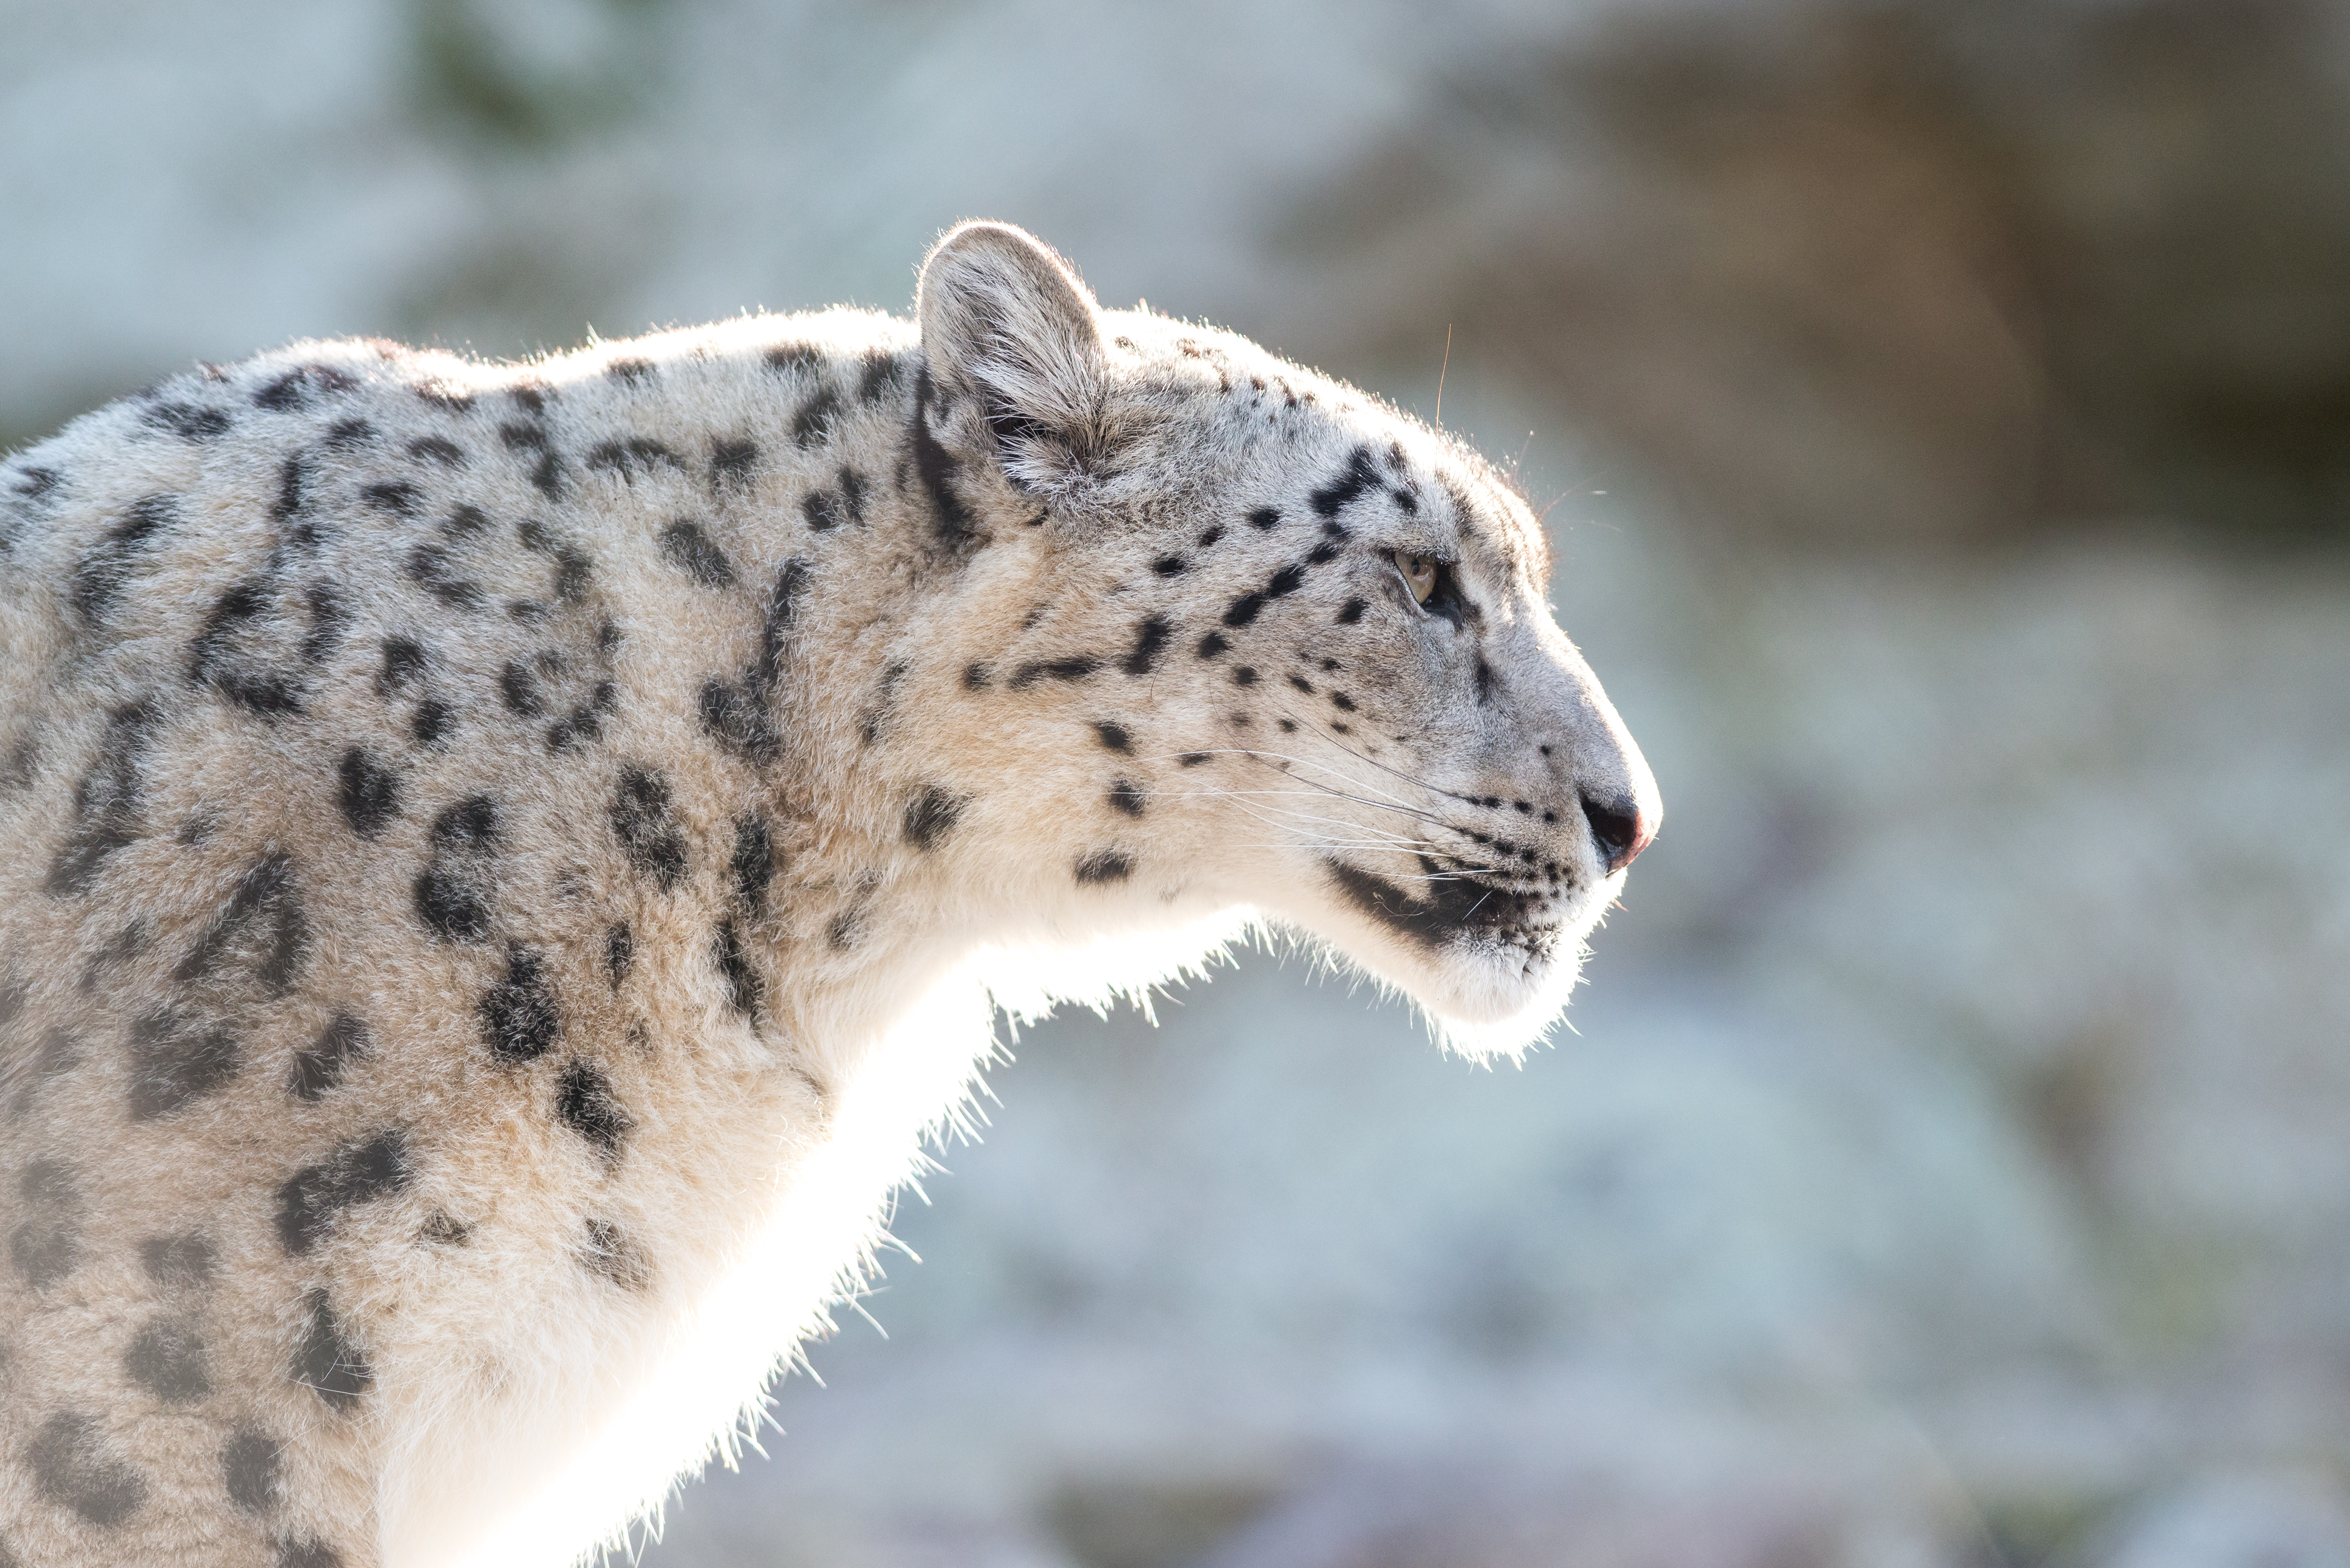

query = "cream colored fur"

[{"left": 0, "top": 223, "right": 1656, "bottom": 1567}]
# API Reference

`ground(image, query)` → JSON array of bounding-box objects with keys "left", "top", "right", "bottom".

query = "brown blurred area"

[{"left": 1285, "top": 0, "right": 2350, "bottom": 549}]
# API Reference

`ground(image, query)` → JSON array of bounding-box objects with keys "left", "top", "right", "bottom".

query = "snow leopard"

[{"left": 0, "top": 221, "right": 1658, "bottom": 1567}]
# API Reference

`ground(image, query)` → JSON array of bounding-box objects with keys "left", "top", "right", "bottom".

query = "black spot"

[
  {"left": 1075, "top": 850, "right": 1134, "bottom": 885},
  {"left": 1288, "top": 675, "right": 1314, "bottom": 694},
  {"left": 606, "top": 923, "right": 633, "bottom": 988},
  {"left": 421, "top": 1212, "right": 472, "bottom": 1245},
  {"left": 361, "top": 479, "right": 419, "bottom": 516},
  {"left": 479, "top": 945, "right": 560, "bottom": 1064},
  {"left": 545, "top": 694, "right": 606, "bottom": 753},
  {"left": 732, "top": 816, "right": 775, "bottom": 911},
  {"left": 704, "top": 916, "right": 761, "bottom": 1017},
  {"left": 962, "top": 662, "right": 991, "bottom": 690},
  {"left": 289, "top": 1013, "right": 368, "bottom": 1101},
  {"left": 379, "top": 636, "right": 427, "bottom": 693},
  {"left": 550, "top": 545, "right": 592, "bottom": 601},
  {"left": 255, "top": 365, "right": 347, "bottom": 411},
  {"left": 1474, "top": 656, "right": 1495, "bottom": 705},
  {"left": 272, "top": 454, "right": 311, "bottom": 528},
  {"left": 498, "top": 660, "right": 544, "bottom": 717},
  {"left": 708, "top": 436, "right": 759, "bottom": 493},
  {"left": 1178, "top": 752, "right": 1212, "bottom": 766},
  {"left": 801, "top": 488, "right": 846, "bottom": 530},
  {"left": 441, "top": 502, "right": 491, "bottom": 538},
  {"left": 1108, "top": 780, "right": 1145, "bottom": 817},
  {"left": 278, "top": 1537, "right": 343, "bottom": 1568},
  {"left": 699, "top": 560, "right": 808, "bottom": 765},
  {"left": 658, "top": 520, "right": 735, "bottom": 588},
  {"left": 1306, "top": 539, "right": 1343, "bottom": 565},
  {"left": 698, "top": 680, "right": 768, "bottom": 763},
  {"left": 1336, "top": 598, "right": 1367, "bottom": 624},
  {"left": 69, "top": 493, "right": 177, "bottom": 624},
  {"left": 1198, "top": 524, "right": 1226, "bottom": 547},
  {"left": 857, "top": 350, "right": 902, "bottom": 404},
  {"left": 837, "top": 466, "right": 868, "bottom": 523},
  {"left": 611, "top": 764, "right": 687, "bottom": 891},
  {"left": 299, "top": 582, "right": 350, "bottom": 665},
  {"left": 29, "top": 1412, "right": 146, "bottom": 1526},
  {"left": 139, "top": 1235, "right": 215, "bottom": 1291},
  {"left": 414, "top": 380, "right": 473, "bottom": 411},
  {"left": 223, "top": 1432, "right": 283, "bottom": 1514},
  {"left": 580, "top": 1218, "right": 651, "bottom": 1291},
  {"left": 187, "top": 578, "right": 307, "bottom": 718},
  {"left": 510, "top": 381, "right": 549, "bottom": 413},
  {"left": 322, "top": 417, "right": 375, "bottom": 451},
  {"left": 826, "top": 910, "right": 859, "bottom": 950},
  {"left": 1278, "top": 719, "right": 1297, "bottom": 733},
  {"left": 765, "top": 343, "right": 820, "bottom": 375},
  {"left": 125, "top": 1315, "right": 211, "bottom": 1403},
  {"left": 405, "top": 543, "right": 483, "bottom": 609},
  {"left": 1233, "top": 667, "right": 1259, "bottom": 686},
  {"left": 903, "top": 786, "right": 965, "bottom": 850},
  {"left": 144, "top": 401, "right": 232, "bottom": 441},
  {"left": 1332, "top": 691, "right": 1357, "bottom": 712},
  {"left": 45, "top": 701, "right": 160, "bottom": 897},
  {"left": 175, "top": 852, "right": 307, "bottom": 997},
  {"left": 337, "top": 748, "right": 400, "bottom": 838},
  {"left": 1309, "top": 445, "right": 1381, "bottom": 517},
  {"left": 1008, "top": 655, "right": 1103, "bottom": 690},
  {"left": 129, "top": 1008, "right": 241, "bottom": 1121},
  {"left": 1196, "top": 631, "right": 1229, "bottom": 659},
  {"left": 1247, "top": 506, "right": 1282, "bottom": 528},
  {"left": 1152, "top": 556, "right": 1187, "bottom": 576},
  {"left": 910, "top": 369, "right": 975, "bottom": 549},
  {"left": 295, "top": 1290, "right": 371, "bottom": 1411},
  {"left": 412, "top": 700, "right": 454, "bottom": 746},
  {"left": 606, "top": 356, "right": 656, "bottom": 384},
  {"left": 1094, "top": 722, "right": 1132, "bottom": 753},
  {"left": 10, "top": 1160, "right": 80, "bottom": 1287},
  {"left": 277, "top": 1130, "right": 411, "bottom": 1256},
  {"left": 556, "top": 1061, "right": 630, "bottom": 1167},
  {"left": 1222, "top": 592, "right": 1266, "bottom": 628},
  {"left": 1121, "top": 613, "right": 1172, "bottom": 676},
  {"left": 416, "top": 797, "right": 498, "bottom": 942},
  {"left": 1266, "top": 563, "right": 1307, "bottom": 599},
  {"left": 792, "top": 386, "right": 843, "bottom": 448},
  {"left": 586, "top": 437, "right": 684, "bottom": 482}
]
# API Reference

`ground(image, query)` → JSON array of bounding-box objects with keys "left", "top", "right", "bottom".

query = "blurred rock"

[
  {"left": 1187, "top": 1462, "right": 1845, "bottom": 1568},
  {"left": 1285, "top": 0, "right": 2350, "bottom": 547}
]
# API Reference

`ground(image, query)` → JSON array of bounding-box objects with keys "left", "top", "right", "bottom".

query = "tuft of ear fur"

[{"left": 917, "top": 221, "right": 1113, "bottom": 491}]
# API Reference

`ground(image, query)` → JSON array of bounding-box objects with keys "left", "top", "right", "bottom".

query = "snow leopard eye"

[{"left": 1393, "top": 551, "right": 1437, "bottom": 605}]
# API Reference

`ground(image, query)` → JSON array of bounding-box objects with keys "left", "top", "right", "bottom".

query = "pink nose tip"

[{"left": 1580, "top": 793, "right": 1654, "bottom": 874}]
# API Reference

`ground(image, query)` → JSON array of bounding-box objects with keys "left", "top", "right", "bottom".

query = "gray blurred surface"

[{"left": 8, "top": 2, "right": 2350, "bottom": 1564}]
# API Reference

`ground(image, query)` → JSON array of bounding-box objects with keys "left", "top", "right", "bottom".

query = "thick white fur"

[{"left": 0, "top": 222, "right": 1655, "bottom": 1568}]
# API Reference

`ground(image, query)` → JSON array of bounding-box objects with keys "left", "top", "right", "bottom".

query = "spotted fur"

[{"left": 0, "top": 223, "right": 1655, "bottom": 1568}]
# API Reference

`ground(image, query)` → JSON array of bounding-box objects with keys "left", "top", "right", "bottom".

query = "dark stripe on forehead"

[{"left": 1440, "top": 473, "right": 1547, "bottom": 585}]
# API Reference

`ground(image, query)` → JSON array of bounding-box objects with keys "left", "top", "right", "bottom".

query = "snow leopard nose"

[{"left": 1580, "top": 791, "right": 1653, "bottom": 874}]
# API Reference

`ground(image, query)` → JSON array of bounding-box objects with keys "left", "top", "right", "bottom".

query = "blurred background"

[{"left": 9, "top": 1, "right": 2350, "bottom": 1562}]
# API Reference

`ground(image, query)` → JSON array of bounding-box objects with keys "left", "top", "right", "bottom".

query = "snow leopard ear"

[{"left": 918, "top": 221, "right": 1112, "bottom": 489}]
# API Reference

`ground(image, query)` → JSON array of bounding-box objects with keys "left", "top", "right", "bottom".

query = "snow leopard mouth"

[{"left": 1321, "top": 855, "right": 1565, "bottom": 959}]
